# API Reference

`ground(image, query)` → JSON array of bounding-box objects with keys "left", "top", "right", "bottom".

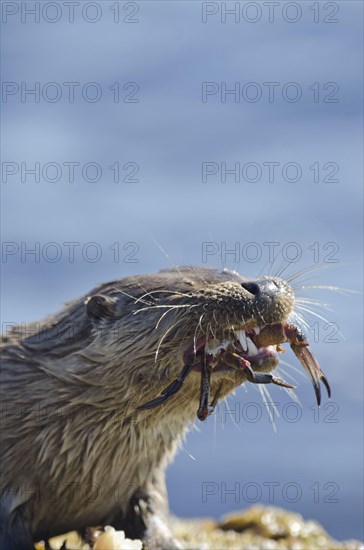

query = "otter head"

[{"left": 84, "top": 267, "right": 329, "bottom": 422}]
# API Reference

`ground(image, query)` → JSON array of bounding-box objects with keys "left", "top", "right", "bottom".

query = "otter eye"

[
  {"left": 85, "top": 294, "right": 117, "bottom": 320},
  {"left": 241, "top": 282, "right": 260, "bottom": 296}
]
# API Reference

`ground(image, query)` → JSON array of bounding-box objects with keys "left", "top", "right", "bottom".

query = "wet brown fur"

[{"left": 0, "top": 267, "right": 295, "bottom": 549}]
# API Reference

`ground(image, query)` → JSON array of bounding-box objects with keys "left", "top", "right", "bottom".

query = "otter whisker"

[
  {"left": 289, "top": 311, "right": 310, "bottom": 332},
  {"left": 135, "top": 289, "right": 194, "bottom": 304},
  {"left": 257, "top": 384, "right": 279, "bottom": 429},
  {"left": 275, "top": 365, "right": 300, "bottom": 386},
  {"left": 285, "top": 263, "right": 334, "bottom": 284},
  {"left": 295, "top": 304, "right": 334, "bottom": 325},
  {"left": 208, "top": 315, "right": 219, "bottom": 342},
  {"left": 154, "top": 317, "right": 187, "bottom": 363},
  {"left": 174, "top": 316, "right": 202, "bottom": 370},
  {"left": 184, "top": 265, "right": 210, "bottom": 286},
  {"left": 294, "top": 305, "right": 346, "bottom": 340},
  {"left": 256, "top": 309, "right": 267, "bottom": 326},
  {"left": 296, "top": 297, "right": 334, "bottom": 310},
  {"left": 193, "top": 313, "right": 206, "bottom": 355},
  {"left": 274, "top": 258, "right": 293, "bottom": 280},
  {"left": 134, "top": 303, "right": 193, "bottom": 314},
  {"left": 296, "top": 295, "right": 334, "bottom": 303},
  {"left": 295, "top": 303, "right": 335, "bottom": 318},
  {"left": 278, "top": 360, "right": 306, "bottom": 381},
  {"left": 212, "top": 309, "right": 219, "bottom": 332},
  {"left": 282, "top": 386, "right": 300, "bottom": 403},
  {"left": 290, "top": 310, "right": 307, "bottom": 324},
  {"left": 291, "top": 275, "right": 336, "bottom": 289},
  {"left": 105, "top": 287, "right": 152, "bottom": 306},
  {"left": 150, "top": 238, "right": 189, "bottom": 284},
  {"left": 299, "top": 284, "right": 358, "bottom": 295},
  {"left": 150, "top": 238, "right": 211, "bottom": 288},
  {"left": 134, "top": 282, "right": 159, "bottom": 304},
  {"left": 155, "top": 306, "right": 184, "bottom": 330}
]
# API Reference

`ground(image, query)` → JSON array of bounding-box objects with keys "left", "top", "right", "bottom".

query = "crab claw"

[
  {"left": 291, "top": 344, "right": 331, "bottom": 406},
  {"left": 320, "top": 370, "right": 332, "bottom": 399}
]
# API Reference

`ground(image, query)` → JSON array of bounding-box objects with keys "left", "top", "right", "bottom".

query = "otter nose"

[
  {"left": 241, "top": 281, "right": 261, "bottom": 296},
  {"left": 241, "top": 279, "right": 279, "bottom": 298}
]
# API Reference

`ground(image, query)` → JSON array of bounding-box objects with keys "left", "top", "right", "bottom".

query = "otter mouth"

[
  {"left": 137, "top": 322, "right": 331, "bottom": 422},
  {"left": 204, "top": 327, "right": 278, "bottom": 372}
]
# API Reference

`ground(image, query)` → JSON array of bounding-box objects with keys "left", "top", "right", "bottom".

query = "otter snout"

[{"left": 242, "top": 277, "right": 295, "bottom": 326}]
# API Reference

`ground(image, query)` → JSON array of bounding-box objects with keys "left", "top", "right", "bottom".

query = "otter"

[{"left": 0, "top": 266, "right": 330, "bottom": 549}]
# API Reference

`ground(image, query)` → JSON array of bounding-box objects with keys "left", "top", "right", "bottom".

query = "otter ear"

[{"left": 85, "top": 294, "right": 117, "bottom": 321}]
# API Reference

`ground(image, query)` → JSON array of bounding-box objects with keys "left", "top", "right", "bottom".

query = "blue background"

[{"left": 1, "top": 0, "right": 363, "bottom": 541}]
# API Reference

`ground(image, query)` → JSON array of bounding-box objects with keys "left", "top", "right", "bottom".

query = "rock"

[{"left": 37, "top": 506, "right": 364, "bottom": 550}]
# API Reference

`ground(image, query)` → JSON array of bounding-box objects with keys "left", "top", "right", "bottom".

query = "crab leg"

[
  {"left": 248, "top": 371, "right": 295, "bottom": 389},
  {"left": 209, "top": 382, "right": 224, "bottom": 413},
  {"left": 220, "top": 350, "right": 294, "bottom": 389},
  {"left": 137, "top": 363, "right": 193, "bottom": 411},
  {"left": 197, "top": 362, "right": 213, "bottom": 421},
  {"left": 221, "top": 350, "right": 255, "bottom": 377},
  {"left": 137, "top": 338, "right": 209, "bottom": 412}
]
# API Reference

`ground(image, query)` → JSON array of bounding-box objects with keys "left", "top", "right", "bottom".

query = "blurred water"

[{"left": 1, "top": 0, "right": 363, "bottom": 541}]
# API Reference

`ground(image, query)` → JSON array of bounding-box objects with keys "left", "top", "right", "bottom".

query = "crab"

[{"left": 137, "top": 322, "right": 331, "bottom": 422}]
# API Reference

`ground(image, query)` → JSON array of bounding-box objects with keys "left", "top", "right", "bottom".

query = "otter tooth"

[
  {"left": 237, "top": 330, "right": 248, "bottom": 352},
  {"left": 246, "top": 337, "right": 259, "bottom": 356}
]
